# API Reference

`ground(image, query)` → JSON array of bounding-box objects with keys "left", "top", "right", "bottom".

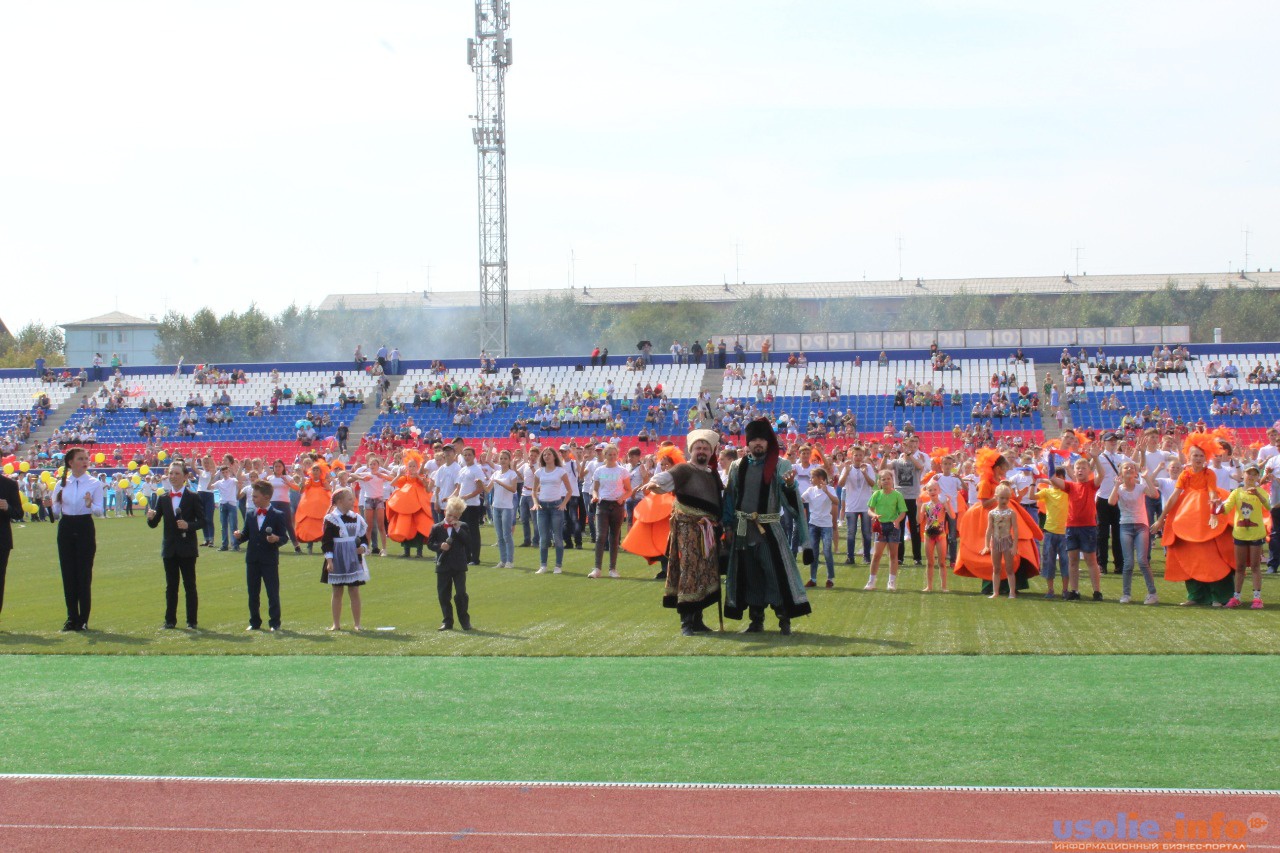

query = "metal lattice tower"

[{"left": 468, "top": 0, "right": 511, "bottom": 357}]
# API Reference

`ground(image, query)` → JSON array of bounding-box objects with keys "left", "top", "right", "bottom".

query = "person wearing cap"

[
  {"left": 1093, "top": 432, "right": 1131, "bottom": 575},
  {"left": 582, "top": 444, "right": 607, "bottom": 545},
  {"left": 1213, "top": 462, "right": 1267, "bottom": 609},
  {"left": 640, "top": 430, "right": 724, "bottom": 634},
  {"left": 721, "top": 419, "right": 812, "bottom": 634},
  {"left": 559, "top": 444, "right": 584, "bottom": 550}
]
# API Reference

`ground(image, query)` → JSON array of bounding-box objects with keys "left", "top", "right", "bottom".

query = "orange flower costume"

[
  {"left": 294, "top": 468, "right": 332, "bottom": 544},
  {"left": 386, "top": 451, "right": 434, "bottom": 544},
  {"left": 953, "top": 448, "right": 1041, "bottom": 588},
  {"left": 622, "top": 446, "right": 684, "bottom": 563},
  {"left": 1162, "top": 433, "right": 1235, "bottom": 604}
]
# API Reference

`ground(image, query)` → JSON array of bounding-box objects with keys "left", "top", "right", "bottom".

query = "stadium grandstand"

[{"left": 4, "top": 336, "right": 1280, "bottom": 478}]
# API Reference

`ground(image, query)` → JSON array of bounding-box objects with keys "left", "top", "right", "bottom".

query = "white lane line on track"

[
  {"left": 2, "top": 824, "right": 1279, "bottom": 848},
  {"left": 0, "top": 773, "right": 1276, "bottom": 796},
  {"left": 0, "top": 823, "right": 1062, "bottom": 844}
]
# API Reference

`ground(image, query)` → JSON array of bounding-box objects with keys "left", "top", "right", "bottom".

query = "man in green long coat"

[{"left": 722, "top": 418, "right": 812, "bottom": 634}]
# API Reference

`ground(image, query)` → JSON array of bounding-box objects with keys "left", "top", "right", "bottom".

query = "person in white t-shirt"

[
  {"left": 357, "top": 454, "right": 393, "bottom": 557},
  {"left": 454, "top": 446, "right": 486, "bottom": 565},
  {"left": 212, "top": 464, "right": 241, "bottom": 551},
  {"left": 838, "top": 445, "right": 876, "bottom": 565},
  {"left": 487, "top": 450, "right": 520, "bottom": 568},
  {"left": 531, "top": 447, "right": 571, "bottom": 573},
  {"left": 588, "top": 444, "right": 633, "bottom": 578},
  {"left": 1093, "top": 432, "right": 1132, "bottom": 574},
  {"left": 1260, "top": 428, "right": 1280, "bottom": 573},
  {"left": 517, "top": 448, "right": 539, "bottom": 548},
  {"left": 581, "top": 444, "right": 605, "bottom": 545},
  {"left": 432, "top": 446, "right": 461, "bottom": 518},
  {"left": 801, "top": 468, "right": 838, "bottom": 587},
  {"left": 929, "top": 454, "right": 964, "bottom": 565}
]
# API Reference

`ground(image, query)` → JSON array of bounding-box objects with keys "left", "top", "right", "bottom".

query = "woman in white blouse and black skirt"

[{"left": 53, "top": 447, "right": 105, "bottom": 631}]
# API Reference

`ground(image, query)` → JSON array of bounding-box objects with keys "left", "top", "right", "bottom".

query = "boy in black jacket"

[
  {"left": 233, "top": 480, "right": 286, "bottom": 631},
  {"left": 427, "top": 496, "right": 471, "bottom": 631}
]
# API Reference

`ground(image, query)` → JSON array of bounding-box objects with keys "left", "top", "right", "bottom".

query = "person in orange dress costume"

[
  {"left": 1150, "top": 433, "right": 1235, "bottom": 606},
  {"left": 953, "top": 448, "right": 1042, "bottom": 594},
  {"left": 621, "top": 445, "right": 684, "bottom": 574},
  {"left": 294, "top": 460, "right": 332, "bottom": 551},
  {"left": 386, "top": 450, "right": 435, "bottom": 558}
]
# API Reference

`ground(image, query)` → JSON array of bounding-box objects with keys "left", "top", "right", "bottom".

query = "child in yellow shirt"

[
  {"left": 1035, "top": 478, "right": 1069, "bottom": 599},
  {"left": 1215, "top": 463, "right": 1267, "bottom": 609}
]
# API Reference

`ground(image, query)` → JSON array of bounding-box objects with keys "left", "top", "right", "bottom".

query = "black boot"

[
  {"left": 742, "top": 606, "right": 764, "bottom": 633},
  {"left": 690, "top": 611, "right": 712, "bottom": 632},
  {"left": 680, "top": 613, "right": 696, "bottom": 637},
  {"left": 776, "top": 607, "right": 791, "bottom": 635}
]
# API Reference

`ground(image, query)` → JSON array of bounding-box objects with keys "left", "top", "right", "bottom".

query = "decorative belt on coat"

[
  {"left": 674, "top": 501, "right": 719, "bottom": 559},
  {"left": 734, "top": 510, "right": 782, "bottom": 538}
]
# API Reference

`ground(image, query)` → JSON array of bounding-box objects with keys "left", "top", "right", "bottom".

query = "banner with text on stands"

[{"left": 714, "top": 326, "right": 1192, "bottom": 353}]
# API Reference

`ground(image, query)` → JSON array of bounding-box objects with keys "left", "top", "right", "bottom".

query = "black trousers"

[
  {"left": 563, "top": 496, "right": 582, "bottom": 547},
  {"left": 461, "top": 505, "right": 484, "bottom": 564},
  {"left": 163, "top": 555, "right": 198, "bottom": 626},
  {"left": 594, "top": 500, "right": 625, "bottom": 569},
  {"left": 896, "top": 498, "right": 922, "bottom": 564},
  {"left": 1095, "top": 498, "right": 1122, "bottom": 571},
  {"left": 437, "top": 568, "right": 469, "bottom": 626},
  {"left": 246, "top": 560, "right": 281, "bottom": 629},
  {"left": 57, "top": 515, "right": 96, "bottom": 627},
  {"left": 1271, "top": 507, "right": 1280, "bottom": 572},
  {"left": 0, "top": 548, "right": 9, "bottom": 616}
]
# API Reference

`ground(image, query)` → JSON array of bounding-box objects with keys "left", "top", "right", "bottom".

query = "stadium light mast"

[{"left": 468, "top": 0, "right": 512, "bottom": 356}]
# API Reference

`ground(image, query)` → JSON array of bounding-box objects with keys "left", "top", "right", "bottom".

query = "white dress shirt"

[{"left": 53, "top": 473, "right": 105, "bottom": 518}]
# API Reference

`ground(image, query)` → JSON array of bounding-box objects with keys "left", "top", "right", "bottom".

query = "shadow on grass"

[
  {"left": 188, "top": 630, "right": 253, "bottom": 644},
  {"left": 0, "top": 632, "right": 61, "bottom": 647},
  {"left": 456, "top": 628, "right": 530, "bottom": 641},
  {"left": 84, "top": 630, "right": 151, "bottom": 647},
  {"left": 715, "top": 630, "right": 912, "bottom": 650},
  {"left": 272, "top": 630, "right": 335, "bottom": 642}
]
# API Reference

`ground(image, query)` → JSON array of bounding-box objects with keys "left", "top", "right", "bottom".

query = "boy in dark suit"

[
  {"left": 0, "top": 470, "right": 25, "bottom": 621},
  {"left": 426, "top": 496, "right": 472, "bottom": 631},
  {"left": 146, "top": 462, "right": 207, "bottom": 629},
  {"left": 233, "top": 480, "right": 285, "bottom": 631}
]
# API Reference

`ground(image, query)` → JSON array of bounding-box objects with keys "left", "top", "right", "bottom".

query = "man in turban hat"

[{"left": 641, "top": 429, "right": 725, "bottom": 635}]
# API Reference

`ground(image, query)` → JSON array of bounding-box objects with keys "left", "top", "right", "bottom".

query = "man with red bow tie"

[
  {"left": 146, "top": 462, "right": 207, "bottom": 630},
  {"left": 233, "top": 480, "right": 286, "bottom": 631}
]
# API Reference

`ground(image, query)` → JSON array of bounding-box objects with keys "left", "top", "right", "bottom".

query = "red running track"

[{"left": 0, "top": 776, "right": 1276, "bottom": 852}]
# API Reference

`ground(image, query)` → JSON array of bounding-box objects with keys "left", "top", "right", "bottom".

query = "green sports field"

[
  {"left": 0, "top": 517, "right": 1275, "bottom": 655},
  {"left": 1, "top": 517, "right": 1276, "bottom": 789}
]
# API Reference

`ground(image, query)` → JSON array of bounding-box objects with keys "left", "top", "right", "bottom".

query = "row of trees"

[
  {"left": 24, "top": 278, "right": 1277, "bottom": 366},
  {"left": 0, "top": 322, "right": 65, "bottom": 369}
]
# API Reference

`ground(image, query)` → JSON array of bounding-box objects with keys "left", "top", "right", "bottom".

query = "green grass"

[
  {"left": 2, "top": 515, "right": 1277, "bottom": 655},
  {"left": 0, "top": 654, "right": 1274, "bottom": 788}
]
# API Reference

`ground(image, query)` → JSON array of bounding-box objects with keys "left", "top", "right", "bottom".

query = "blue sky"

[{"left": 1, "top": 1, "right": 1276, "bottom": 329}]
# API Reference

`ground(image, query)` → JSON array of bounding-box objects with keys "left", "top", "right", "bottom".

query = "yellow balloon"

[
  {"left": 94, "top": 452, "right": 105, "bottom": 464},
  {"left": 41, "top": 472, "right": 53, "bottom": 484},
  {"left": 137, "top": 495, "right": 149, "bottom": 507},
  {"left": 117, "top": 480, "right": 128, "bottom": 490},
  {"left": 23, "top": 502, "right": 37, "bottom": 515},
  {"left": 127, "top": 461, "right": 138, "bottom": 471},
  {"left": 2, "top": 464, "right": 12, "bottom": 476},
  {"left": 139, "top": 465, "right": 150, "bottom": 476},
  {"left": 18, "top": 461, "right": 30, "bottom": 473},
  {"left": 157, "top": 451, "right": 168, "bottom": 461},
  {"left": 131, "top": 475, "right": 141, "bottom": 485}
]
